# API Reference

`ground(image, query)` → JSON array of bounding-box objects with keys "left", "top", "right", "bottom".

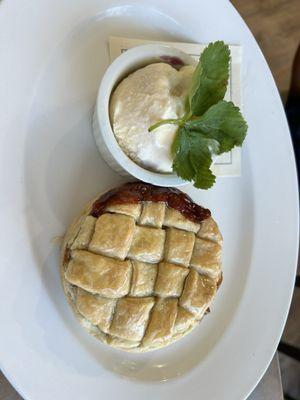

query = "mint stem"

[{"left": 148, "top": 118, "right": 180, "bottom": 132}]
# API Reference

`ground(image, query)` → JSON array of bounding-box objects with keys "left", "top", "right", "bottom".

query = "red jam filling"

[{"left": 90, "top": 182, "right": 210, "bottom": 223}]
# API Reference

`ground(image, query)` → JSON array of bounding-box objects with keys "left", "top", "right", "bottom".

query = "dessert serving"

[
  {"left": 61, "top": 41, "right": 245, "bottom": 352},
  {"left": 61, "top": 182, "right": 222, "bottom": 352},
  {"left": 110, "top": 63, "right": 195, "bottom": 173},
  {"left": 102, "top": 41, "right": 248, "bottom": 189}
]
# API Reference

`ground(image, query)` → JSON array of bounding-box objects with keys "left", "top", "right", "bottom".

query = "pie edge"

[{"left": 59, "top": 193, "right": 219, "bottom": 353}]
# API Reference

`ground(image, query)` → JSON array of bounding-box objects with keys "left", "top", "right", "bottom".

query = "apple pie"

[{"left": 60, "top": 182, "right": 222, "bottom": 352}]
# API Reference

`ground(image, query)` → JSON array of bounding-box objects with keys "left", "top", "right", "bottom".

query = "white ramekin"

[{"left": 93, "top": 44, "right": 196, "bottom": 187}]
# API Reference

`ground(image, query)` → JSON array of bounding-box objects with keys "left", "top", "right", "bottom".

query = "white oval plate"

[{"left": 0, "top": 1, "right": 298, "bottom": 400}]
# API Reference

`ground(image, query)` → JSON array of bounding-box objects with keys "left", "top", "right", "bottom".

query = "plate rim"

[{"left": 0, "top": 0, "right": 299, "bottom": 399}]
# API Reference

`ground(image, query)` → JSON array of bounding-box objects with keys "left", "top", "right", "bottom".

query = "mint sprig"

[
  {"left": 172, "top": 128, "right": 219, "bottom": 189},
  {"left": 185, "top": 100, "right": 248, "bottom": 154},
  {"left": 189, "top": 41, "right": 230, "bottom": 116},
  {"left": 148, "top": 41, "right": 248, "bottom": 189}
]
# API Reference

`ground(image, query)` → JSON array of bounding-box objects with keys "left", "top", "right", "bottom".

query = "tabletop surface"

[{"left": 249, "top": 354, "right": 283, "bottom": 400}]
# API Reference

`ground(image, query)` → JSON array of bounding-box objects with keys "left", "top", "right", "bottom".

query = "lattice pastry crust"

[{"left": 60, "top": 184, "right": 222, "bottom": 352}]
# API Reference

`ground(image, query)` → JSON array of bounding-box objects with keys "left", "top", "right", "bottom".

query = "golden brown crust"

[
  {"left": 197, "top": 217, "right": 223, "bottom": 244},
  {"left": 105, "top": 203, "right": 142, "bottom": 220},
  {"left": 164, "top": 228, "right": 195, "bottom": 267},
  {"left": 130, "top": 261, "right": 158, "bottom": 296},
  {"left": 127, "top": 226, "right": 166, "bottom": 263},
  {"left": 76, "top": 288, "right": 116, "bottom": 332},
  {"left": 60, "top": 190, "right": 222, "bottom": 353},
  {"left": 89, "top": 213, "right": 135, "bottom": 260},
  {"left": 163, "top": 208, "right": 200, "bottom": 233},
  {"left": 65, "top": 250, "right": 132, "bottom": 297},
  {"left": 142, "top": 298, "right": 178, "bottom": 347},
  {"left": 139, "top": 202, "right": 166, "bottom": 228},
  {"left": 173, "top": 306, "right": 195, "bottom": 336},
  {"left": 109, "top": 297, "right": 155, "bottom": 341},
  {"left": 179, "top": 270, "right": 217, "bottom": 318},
  {"left": 154, "top": 262, "right": 189, "bottom": 297},
  {"left": 190, "top": 238, "right": 222, "bottom": 279},
  {"left": 70, "top": 216, "right": 96, "bottom": 250}
]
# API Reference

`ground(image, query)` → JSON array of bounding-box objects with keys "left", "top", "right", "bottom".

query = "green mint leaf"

[
  {"left": 172, "top": 128, "right": 195, "bottom": 181},
  {"left": 148, "top": 40, "right": 247, "bottom": 191},
  {"left": 189, "top": 41, "right": 230, "bottom": 116},
  {"left": 185, "top": 100, "right": 248, "bottom": 153},
  {"left": 189, "top": 131, "right": 218, "bottom": 189},
  {"left": 172, "top": 128, "right": 217, "bottom": 189}
]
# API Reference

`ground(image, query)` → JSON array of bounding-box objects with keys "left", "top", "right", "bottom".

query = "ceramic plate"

[{"left": 0, "top": 1, "right": 298, "bottom": 399}]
